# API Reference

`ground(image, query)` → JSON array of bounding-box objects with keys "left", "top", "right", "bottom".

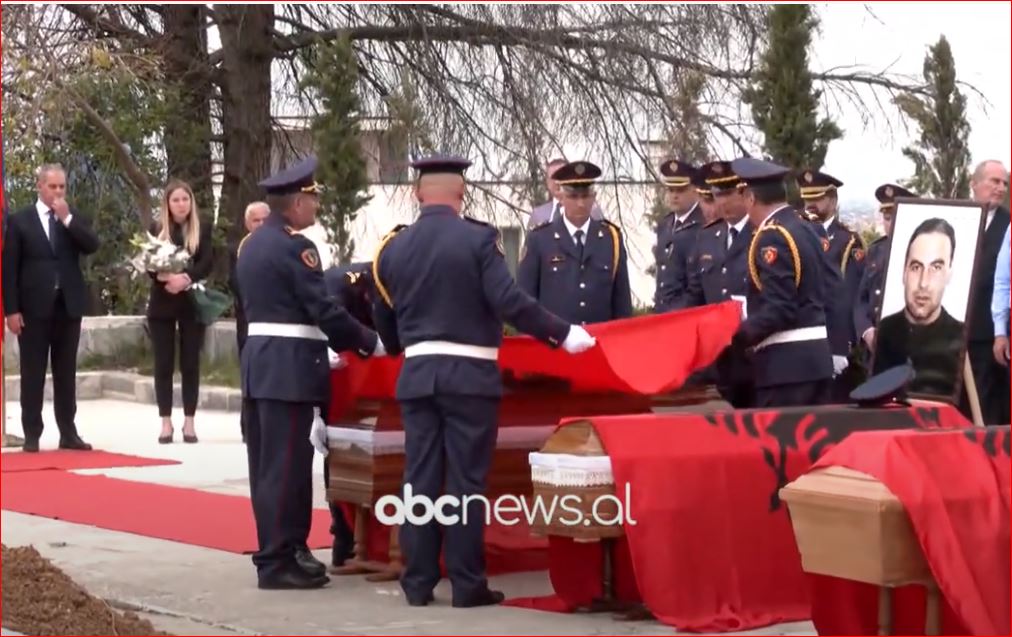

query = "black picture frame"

[{"left": 870, "top": 197, "right": 987, "bottom": 406}]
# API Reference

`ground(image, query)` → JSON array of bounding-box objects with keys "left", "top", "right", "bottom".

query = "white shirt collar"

[
  {"left": 986, "top": 208, "right": 996, "bottom": 230},
  {"left": 729, "top": 216, "right": 749, "bottom": 234},
  {"left": 676, "top": 204, "right": 697, "bottom": 225},
  {"left": 562, "top": 214, "right": 591, "bottom": 241},
  {"left": 823, "top": 216, "right": 834, "bottom": 232},
  {"left": 36, "top": 199, "right": 50, "bottom": 217},
  {"left": 759, "top": 204, "right": 792, "bottom": 228}
]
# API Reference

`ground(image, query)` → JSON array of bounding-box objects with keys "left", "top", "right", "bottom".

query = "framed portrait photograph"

[{"left": 871, "top": 198, "right": 987, "bottom": 405}]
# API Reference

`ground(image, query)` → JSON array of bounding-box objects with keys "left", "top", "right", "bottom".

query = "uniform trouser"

[
  {"left": 755, "top": 379, "right": 832, "bottom": 408},
  {"left": 398, "top": 394, "right": 498, "bottom": 604},
  {"left": 18, "top": 293, "right": 81, "bottom": 440},
  {"left": 245, "top": 398, "right": 315, "bottom": 579},
  {"left": 964, "top": 340, "right": 1012, "bottom": 425}
]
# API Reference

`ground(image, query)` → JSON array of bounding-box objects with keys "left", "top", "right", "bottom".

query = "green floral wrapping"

[{"left": 189, "top": 287, "right": 232, "bottom": 325}]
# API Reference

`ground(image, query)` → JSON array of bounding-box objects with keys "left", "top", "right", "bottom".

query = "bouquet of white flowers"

[
  {"left": 128, "top": 231, "right": 232, "bottom": 325},
  {"left": 128, "top": 232, "right": 192, "bottom": 277}
]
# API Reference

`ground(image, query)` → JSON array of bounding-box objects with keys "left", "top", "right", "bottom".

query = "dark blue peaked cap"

[
  {"left": 410, "top": 154, "right": 472, "bottom": 176},
  {"left": 850, "top": 363, "right": 916, "bottom": 407},
  {"left": 259, "top": 156, "right": 322, "bottom": 196},
  {"left": 731, "top": 157, "right": 790, "bottom": 187}
]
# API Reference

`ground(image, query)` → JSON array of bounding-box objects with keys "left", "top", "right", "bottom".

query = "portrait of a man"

[{"left": 873, "top": 217, "right": 967, "bottom": 397}]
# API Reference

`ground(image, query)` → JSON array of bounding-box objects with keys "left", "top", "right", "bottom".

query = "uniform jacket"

[
  {"left": 677, "top": 218, "right": 754, "bottom": 309},
  {"left": 654, "top": 204, "right": 703, "bottom": 311}
]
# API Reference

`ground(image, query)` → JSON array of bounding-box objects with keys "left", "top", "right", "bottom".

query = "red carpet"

[
  {"left": 0, "top": 450, "right": 180, "bottom": 473},
  {"left": 0, "top": 471, "right": 332, "bottom": 553}
]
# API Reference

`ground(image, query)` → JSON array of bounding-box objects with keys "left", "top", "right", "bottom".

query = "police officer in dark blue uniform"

[
  {"left": 724, "top": 158, "right": 834, "bottom": 407},
  {"left": 854, "top": 184, "right": 915, "bottom": 356},
  {"left": 518, "top": 161, "right": 633, "bottom": 324},
  {"left": 372, "top": 154, "right": 596, "bottom": 608},
  {"left": 652, "top": 159, "right": 702, "bottom": 311},
  {"left": 236, "top": 156, "right": 383, "bottom": 590},
  {"left": 676, "top": 161, "right": 756, "bottom": 406}
]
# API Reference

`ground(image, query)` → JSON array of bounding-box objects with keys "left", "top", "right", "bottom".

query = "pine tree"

[
  {"left": 301, "top": 37, "right": 372, "bottom": 264},
  {"left": 743, "top": 4, "right": 842, "bottom": 198},
  {"left": 894, "top": 36, "right": 971, "bottom": 199}
]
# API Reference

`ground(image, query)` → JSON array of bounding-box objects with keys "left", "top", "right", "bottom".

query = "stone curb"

[{"left": 4, "top": 371, "right": 241, "bottom": 413}]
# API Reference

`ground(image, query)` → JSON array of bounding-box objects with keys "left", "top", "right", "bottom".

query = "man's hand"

[
  {"left": 309, "top": 407, "right": 329, "bottom": 456},
  {"left": 862, "top": 328, "right": 876, "bottom": 350},
  {"left": 328, "top": 349, "right": 347, "bottom": 370},
  {"left": 6, "top": 313, "right": 25, "bottom": 336},
  {"left": 51, "top": 198, "right": 70, "bottom": 222},
  {"left": 994, "top": 336, "right": 1010, "bottom": 366},
  {"left": 372, "top": 337, "right": 386, "bottom": 357},
  {"left": 562, "top": 325, "right": 597, "bottom": 354}
]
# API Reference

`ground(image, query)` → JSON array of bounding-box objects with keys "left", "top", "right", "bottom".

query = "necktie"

[
  {"left": 574, "top": 229, "right": 585, "bottom": 260},
  {"left": 48, "top": 210, "right": 59, "bottom": 252},
  {"left": 728, "top": 226, "right": 738, "bottom": 250}
]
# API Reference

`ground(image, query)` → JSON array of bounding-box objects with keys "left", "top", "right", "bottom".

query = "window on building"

[{"left": 499, "top": 226, "right": 522, "bottom": 277}]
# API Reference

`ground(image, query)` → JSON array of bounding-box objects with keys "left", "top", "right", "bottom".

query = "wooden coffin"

[
  {"left": 527, "top": 420, "right": 625, "bottom": 542},
  {"left": 779, "top": 466, "right": 932, "bottom": 587},
  {"left": 327, "top": 383, "right": 720, "bottom": 508}
]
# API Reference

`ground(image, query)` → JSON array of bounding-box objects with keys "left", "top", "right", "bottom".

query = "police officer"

[
  {"left": 724, "top": 158, "right": 833, "bottom": 407},
  {"left": 676, "top": 161, "right": 755, "bottom": 406},
  {"left": 518, "top": 161, "right": 633, "bottom": 324},
  {"left": 237, "top": 156, "right": 383, "bottom": 590},
  {"left": 854, "top": 184, "right": 915, "bottom": 355},
  {"left": 371, "top": 154, "right": 596, "bottom": 607},
  {"left": 652, "top": 159, "right": 702, "bottom": 311}
]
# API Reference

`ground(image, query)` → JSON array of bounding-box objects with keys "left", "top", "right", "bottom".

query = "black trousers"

[
  {"left": 964, "top": 341, "right": 1011, "bottom": 426},
  {"left": 755, "top": 379, "right": 833, "bottom": 409},
  {"left": 237, "top": 323, "right": 248, "bottom": 441},
  {"left": 17, "top": 292, "right": 82, "bottom": 440},
  {"left": 148, "top": 317, "right": 205, "bottom": 417},
  {"left": 398, "top": 394, "right": 498, "bottom": 605},
  {"left": 246, "top": 399, "right": 315, "bottom": 580}
]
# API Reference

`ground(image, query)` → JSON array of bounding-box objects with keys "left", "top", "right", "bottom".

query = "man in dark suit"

[
  {"left": 2, "top": 164, "right": 100, "bottom": 452},
  {"left": 965, "top": 160, "right": 1011, "bottom": 424}
]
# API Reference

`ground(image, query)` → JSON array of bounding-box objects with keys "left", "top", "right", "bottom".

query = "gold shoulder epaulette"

[
  {"left": 602, "top": 220, "right": 621, "bottom": 281},
  {"left": 747, "top": 224, "right": 801, "bottom": 291},
  {"left": 371, "top": 225, "right": 406, "bottom": 308},
  {"left": 236, "top": 232, "right": 252, "bottom": 258}
]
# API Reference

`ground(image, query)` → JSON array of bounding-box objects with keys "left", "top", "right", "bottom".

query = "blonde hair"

[{"left": 159, "top": 180, "right": 201, "bottom": 254}]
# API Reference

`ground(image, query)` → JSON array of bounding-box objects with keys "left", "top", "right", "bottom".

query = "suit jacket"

[
  {"left": 969, "top": 207, "right": 1011, "bottom": 343},
  {"left": 146, "top": 220, "right": 214, "bottom": 320},
  {"left": 2, "top": 204, "right": 100, "bottom": 319},
  {"left": 528, "top": 200, "right": 604, "bottom": 230}
]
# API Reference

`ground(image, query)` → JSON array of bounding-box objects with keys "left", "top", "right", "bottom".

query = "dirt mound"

[{"left": 1, "top": 544, "right": 171, "bottom": 635}]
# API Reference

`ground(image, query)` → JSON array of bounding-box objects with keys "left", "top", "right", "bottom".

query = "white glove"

[
  {"left": 562, "top": 325, "right": 597, "bottom": 354},
  {"left": 328, "top": 348, "right": 347, "bottom": 370},
  {"left": 832, "top": 355, "right": 849, "bottom": 377},
  {"left": 309, "top": 407, "right": 329, "bottom": 456},
  {"left": 373, "top": 337, "right": 386, "bottom": 357}
]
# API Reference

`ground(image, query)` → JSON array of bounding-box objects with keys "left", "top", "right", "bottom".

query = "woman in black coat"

[{"left": 147, "top": 180, "right": 214, "bottom": 444}]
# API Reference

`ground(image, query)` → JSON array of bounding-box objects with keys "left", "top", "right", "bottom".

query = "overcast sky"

[{"left": 812, "top": 1, "right": 1011, "bottom": 207}]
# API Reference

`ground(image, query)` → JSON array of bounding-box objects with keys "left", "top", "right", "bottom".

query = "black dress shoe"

[
  {"left": 258, "top": 569, "right": 330, "bottom": 590},
  {"left": 406, "top": 591, "right": 435, "bottom": 607},
  {"left": 295, "top": 547, "right": 327, "bottom": 577},
  {"left": 452, "top": 589, "right": 505, "bottom": 608},
  {"left": 58, "top": 435, "right": 93, "bottom": 451},
  {"left": 22, "top": 438, "right": 39, "bottom": 453}
]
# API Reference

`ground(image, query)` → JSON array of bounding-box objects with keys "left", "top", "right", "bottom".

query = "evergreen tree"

[
  {"left": 301, "top": 37, "right": 372, "bottom": 264},
  {"left": 743, "top": 4, "right": 841, "bottom": 200},
  {"left": 894, "top": 36, "right": 971, "bottom": 199}
]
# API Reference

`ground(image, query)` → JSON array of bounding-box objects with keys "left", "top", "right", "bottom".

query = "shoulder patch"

[
  {"left": 463, "top": 216, "right": 492, "bottom": 228},
  {"left": 761, "top": 246, "right": 778, "bottom": 265},
  {"left": 300, "top": 248, "right": 321, "bottom": 270}
]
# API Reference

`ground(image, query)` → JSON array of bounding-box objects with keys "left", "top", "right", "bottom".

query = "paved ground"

[{"left": 1, "top": 399, "right": 815, "bottom": 635}]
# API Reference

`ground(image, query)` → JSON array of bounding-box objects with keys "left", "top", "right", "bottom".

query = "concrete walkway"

[{"left": 1, "top": 399, "right": 814, "bottom": 636}]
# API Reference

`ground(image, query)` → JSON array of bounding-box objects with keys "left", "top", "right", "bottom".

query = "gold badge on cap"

[
  {"left": 885, "top": 186, "right": 895, "bottom": 197},
  {"left": 805, "top": 172, "right": 814, "bottom": 183},
  {"left": 575, "top": 163, "right": 586, "bottom": 175}
]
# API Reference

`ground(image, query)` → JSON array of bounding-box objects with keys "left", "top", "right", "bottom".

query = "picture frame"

[{"left": 870, "top": 197, "right": 987, "bottom": 411}]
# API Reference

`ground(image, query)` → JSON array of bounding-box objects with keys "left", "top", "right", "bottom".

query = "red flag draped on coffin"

[{"left": 808, "top": 427, "right": 1011, "bottom": 636}]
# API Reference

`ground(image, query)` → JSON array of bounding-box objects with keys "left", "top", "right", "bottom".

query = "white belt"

[
  {"left": 247, "top": 322, "right": 327, "bottom": 341},
  {"left": 755, "top": 325, "right": 827, "bottom": 351},
  {"left": 404, "top": 340, "right": 498, "bottom": 361}
]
